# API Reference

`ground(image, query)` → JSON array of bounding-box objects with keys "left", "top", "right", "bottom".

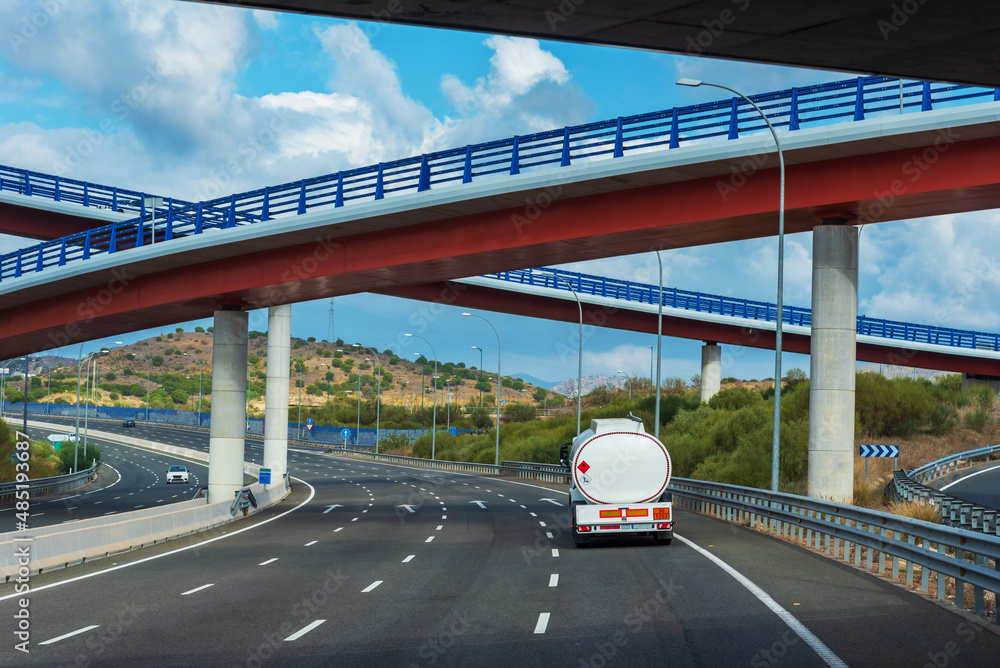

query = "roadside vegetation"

[{"left": 0, "top": 418, "right": 102, "bottom": 483}]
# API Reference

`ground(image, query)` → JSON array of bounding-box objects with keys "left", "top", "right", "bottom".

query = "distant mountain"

[
  {"left": 552, "top": 374, "right": 626, "bottom": 397},
  {"left": 509, "top": 373, "right": 560, "bottom": 390}
]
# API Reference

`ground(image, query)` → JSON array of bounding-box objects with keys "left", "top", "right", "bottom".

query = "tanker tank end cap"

[{"left": 627, "top": 412, "right": 643, "bottom": 423}]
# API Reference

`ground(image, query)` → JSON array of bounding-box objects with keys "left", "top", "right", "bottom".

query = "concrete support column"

[
  {"left": 263, "top": 305, "right": 291, "bottom": 487},
  {"left": 208, "top": 308, "right": 248, "bottom": 505},
  {"left": 808, "top": 220, "right": 858, "bottom": 502},
  {"left": 700, "top": 342, "right": 721, "bottom": 403}
]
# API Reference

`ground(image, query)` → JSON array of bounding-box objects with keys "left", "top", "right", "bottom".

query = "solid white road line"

[
  {"left": 285, "top": 620, "right": 326, "bottom": 641},
  {"left": 549, "top": 574, "right": 559, "bottom": 587},
  {"left": 534, "top": 613, "right": 550, "bottom": 634},
  {"left": 361, "top": 581, "right": 383, "bottom": 593},
  {"left": 39, "top": 625, "right": 100, "bottom": 645},
  {"left": 259, "top": 558, "right": 279, "bottom": 566},
  {"left": 403, "top": 555, "right": 415, "bottom": 563},
  {"left": 181, "top": 583, "right": 215, "bottom": 596},
  {"left": 941, "top": 463, "right": 1000, "bottom": 490},
  {"left": 675, "top": 534, "right": 848, "bottom": 668}
]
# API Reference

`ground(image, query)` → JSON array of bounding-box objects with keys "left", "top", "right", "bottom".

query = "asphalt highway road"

[
  {"left": 3, "top": 423, "right": 1000, "bottom": 666},
  {"left": 939, "top": 462, "right": 1000, "bottom": 509}
]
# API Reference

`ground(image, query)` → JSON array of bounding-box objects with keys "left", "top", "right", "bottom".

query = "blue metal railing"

[
  {"left": 0, "top": 164, "right": 191, "bottom": 222},
  {"left": 1, "top": 75, "right": 998, "bottom": 285},
  {"left": 481, "top": 267, "right": 1000, "bottom": 352}
]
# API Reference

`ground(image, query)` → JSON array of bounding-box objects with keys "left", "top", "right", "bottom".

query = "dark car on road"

[{"left": 122, "top": 420, "right": 136, "bottom": 428}]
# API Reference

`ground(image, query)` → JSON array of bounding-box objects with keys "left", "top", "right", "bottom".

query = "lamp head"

[
  {"left": 461, "top": 312, "right": 471, "bottom": 316},
  {"left": 676, "top": 78, "right": 702, "bottom": 87}
]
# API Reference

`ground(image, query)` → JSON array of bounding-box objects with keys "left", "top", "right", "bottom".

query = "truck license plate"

[{"left": 628, "top": 523, "right": 654, "bottom": 530}]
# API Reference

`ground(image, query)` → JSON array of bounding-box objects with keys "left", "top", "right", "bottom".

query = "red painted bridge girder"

[
  {"left": 381, "top": 282, "right": 1000, "bottom": 375},
  {"left": 4, "top": 134, "right": 1000, "bottom": 358}
]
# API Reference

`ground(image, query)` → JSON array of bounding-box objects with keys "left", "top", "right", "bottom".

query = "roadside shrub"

[
  {"left": 964, "top": 408, "right": 989, "bottom": 433},
  {"left": 855, "top": 373, "right": 933, "bottom": 437}
]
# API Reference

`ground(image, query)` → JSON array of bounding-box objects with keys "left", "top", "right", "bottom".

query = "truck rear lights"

[
  {"left": 657, "top": 523, "right": 671, "bottom": 530},
  {"left": 577, "top": 525, "right": 591, "bottom": 533}
]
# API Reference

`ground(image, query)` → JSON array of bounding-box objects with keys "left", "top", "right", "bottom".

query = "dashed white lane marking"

[
  {"left": 351, "top": 518, "right": 359, "bottom": 522},
  {"left": 361, "top": 581, "right": 383, "bottom": 593},
  {"left": 551, "top": 548, "right": 559, "bottom": 558},
  {"left": 546, "top": 532, "right": 554, "bottom": 539},
  {"left": 39, "top": 625, "right": 100, "bottom": 645},
  {"left": 675, "top": 534, "right": 848, "bottom": 668},
  {"left": 436, "top": 525, "right": 443, "bottom": 530},
  {"left": 181, "top": 583, "right": 215, "bottom": 596},
  {"left": 285, "top": 620, "right": 326, "bottom": 641},
  {"left": 520, "top": 505, "right": 526, "bottom": 508},
  {"left": 304, "top": 540, "right": 318, "bottom": 546},
  {"left": 334, "top": 528, "right": 343, "bottom": 532},
  {"left": 425, "top": 536, "right": 435, "bottom": 543},
  {"left": 442, "top": 515, "right": 447, "bottom": 519},
  {"left": 539, "top": 521, "right": 546, "bottom": 527},
  {"left": 403, "top": 555, "right": 415, "bottom": 563},
  {"left": 259, "top": 558, "right": 279, "bottom": 566},
  {"left": 549, "top": 574, "right": 559, "bottom": 587},
  {"left": 534, "top": 613, "right": 550, "bottom": 634}
]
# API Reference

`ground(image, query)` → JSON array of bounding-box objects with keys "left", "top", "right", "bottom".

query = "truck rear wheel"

[
  {"left": 654, "top": 532, "right": 672, "bottom": 545},
  {"left": 572, "top": 502, "right": 590, "bottom": 547}
]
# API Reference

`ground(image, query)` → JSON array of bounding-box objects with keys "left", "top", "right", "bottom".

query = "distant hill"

[
  {"left": 509, "top": 373, "right": 560, "bottom": 390},
  {"left": 552, "top": 374, "right": 626, "bottom": 397}
]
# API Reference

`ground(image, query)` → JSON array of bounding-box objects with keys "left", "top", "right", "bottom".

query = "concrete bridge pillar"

[
  {"left": 700, "top": 342, "right": 721, "bottom": 403},
  {"left": 208, "top": 308, "right": 248, "bottom": 504},
  {"left": 263, "top": 304, "right": 291, "bottom": 487},
  {"left": 808, "top": 218, "right": 858, "bottom": 502}
]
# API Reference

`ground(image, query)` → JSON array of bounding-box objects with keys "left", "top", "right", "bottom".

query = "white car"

[{"left": 166, "top": 465, "right": 189, "bottom": 484}]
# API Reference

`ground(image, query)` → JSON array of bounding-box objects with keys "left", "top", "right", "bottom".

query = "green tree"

[
  {"left": 171, "top": 389, "right": 189, "bottom": 404},
  {"left": 152, "top": 356, "right": 164, "bottom": 367}
]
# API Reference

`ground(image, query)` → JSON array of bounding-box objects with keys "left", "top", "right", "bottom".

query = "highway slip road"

[{"left": 3, "top": 425, "right": 999, "bottom": 666}]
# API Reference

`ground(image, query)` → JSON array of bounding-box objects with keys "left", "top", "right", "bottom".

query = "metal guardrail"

[
  {"left": 331, "top": 448, "right": 571, "bottom": 484},
  {"left": 3, "top": 75, "right": 999, "bottom": 284},
  {"left": 501, "top": 459, "right": 567, "bottom": 474},
  {"left": 887, "top": 470, "right": 999, "bottom": 535},
  {"left": 0, "top": 464, "right": 97, "bottom": 503},
  {"left": 908, "top": 444, "right": 1000, "bottom": 483},
  {"left": 670, "top": 477, "right": 1000, "bottom": 624},
  {"left": 484, "top": 267, "right": 1000, "bottom": 352},
  {"left": 230, "top": 488, "right": 258, "bottom": 516}
]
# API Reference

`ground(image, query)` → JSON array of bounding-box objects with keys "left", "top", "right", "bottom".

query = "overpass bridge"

[{"left": 3, "top": 74, "right": 1000, "bottom": 503}]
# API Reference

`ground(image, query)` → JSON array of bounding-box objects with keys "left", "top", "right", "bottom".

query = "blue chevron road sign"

[{"left": 859, "top": 444, "right": 900, "bottom": 458}]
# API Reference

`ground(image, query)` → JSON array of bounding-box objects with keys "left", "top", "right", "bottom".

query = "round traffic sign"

[{"left": 341, "top": 428, "right": 351, "bottom": 439}]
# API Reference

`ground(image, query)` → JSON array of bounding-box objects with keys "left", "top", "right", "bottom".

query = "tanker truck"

[{"left": 561, "top": 414, "right": 673, "bottom": 547}]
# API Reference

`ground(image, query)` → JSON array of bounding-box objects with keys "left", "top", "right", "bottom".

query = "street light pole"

[
  {"left": 359, "top": 346, "right": 382, "bottom": 453},
  {"left": 550, "top": 278, "right": 584, "bottom": 438},
  {"left": 647, "top": 346, "right": 654, "bottom": 399},
  {"left": 462, "top": 313, "right": 502, "bottom": 465},
  {"left": 617, "top": 370, "right": 633, "bottom": 402},
  {"left": 339, "top": 350, "right": 362, "bottom": 446},
  {"left": 677, "top": 78, "right": 786, "bottom": 491},
  {"left": 655, "top": 251, "right": 664, "bottom": 440},
  {"left": 296, "top": 359, "right": 303, "bottom": 440},
  {"left": 405, "top": 334, "right": 438, "bottom": 461},
  {"left": 471, "top": 346, "right": 484, "bottom": 408}
]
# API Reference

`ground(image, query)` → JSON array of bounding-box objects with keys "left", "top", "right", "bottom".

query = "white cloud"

[{"left": 252, "top": 9, "right": 278, "bottom": 29}]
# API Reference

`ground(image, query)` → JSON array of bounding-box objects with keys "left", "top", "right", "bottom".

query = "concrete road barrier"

[{"left": 1, "top": 421, "right": 291, "bottom": 580}]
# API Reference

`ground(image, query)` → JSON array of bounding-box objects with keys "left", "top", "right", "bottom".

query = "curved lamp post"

[
  {"left": 676, "top": 78, "right": 786, "bottom": 491},
  {"left": 617, "top": 370, "right": 633, "bottom": 401},
  {"left": 338, "top": 349, "right": 362, "bottom": 446},
  {"left": 405, "top": 334, "right": 437, "bottom": 461},
  {"left": 551, "top": 277, "right": 584, "bottom": 439},
  {"left": 358, "top": 345, "right": 383, "bottom": 453},
  {"left": 462, "top": 314, "right": 501, "bottom": 465},
  {"left": 471, "top": 346, "right": 484, "bottom": 408}
]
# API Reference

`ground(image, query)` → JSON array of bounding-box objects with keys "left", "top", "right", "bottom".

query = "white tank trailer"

[{"left": 561, "top": 415, "right": 674, "bottom": 547}]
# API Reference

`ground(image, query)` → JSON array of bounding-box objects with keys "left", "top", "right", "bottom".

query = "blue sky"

[{"left": 2, "top": 1, "right": 999, "bottom": 386}]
